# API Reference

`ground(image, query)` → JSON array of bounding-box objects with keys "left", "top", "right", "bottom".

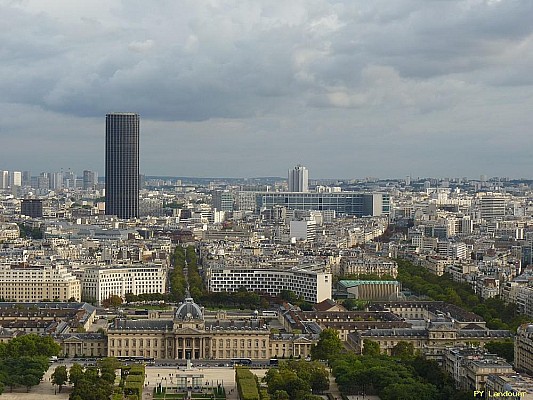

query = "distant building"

[
  {"left": 256, "top": 192, "right": 390, "bottom": 217},
  {"left": 0, "top": 265, "right": 81, "bottom": 302},
  {"left": 21, "top": 199, "right": 43, "bottom": 218},
  {"left": 212, "top": 190, "right": 234, "bottom": 212},
  {"left": 479, "top": 193, "right": 505, "bottom": 221},
  {"left": 339, "top": 256, "right": 398, "bottom": 278},
  {"left": 0, "top": 223, "right": 20, "bottom": 241},
  {"left": 288, "top": 165, "right": 309, "bottom": 192},
  {"left": 0, "top": 171, "right": 8, "bottom": 189},
  {"left": 83, "top": 170, "right": 98, "bottom": 190},
  {"left": 0, "top": 302, "right": 96, "bottom": 335},
  {"left": 485, "top": 373, "right": 533, "bottom": 399},
  {"left": 289, "top": 220, "right": 317, "bottom": 242},
  {"left": 10, "top": 171, "right": 21, "bottom": 187},
  {"left": 57, "top": 333, "right": 107, "bottom": 358},
  {"left": 105, "top": 112, "right": 139, "bottom": 219}
]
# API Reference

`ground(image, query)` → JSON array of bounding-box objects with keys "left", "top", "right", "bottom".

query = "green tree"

[
  {"left": 272, "top": 390, "right": 290, "bottom": 400},
  {"left": 125, "top": 292, "right": 140, "bottom": 303},
  {"left": 342, "top": 298, "right": 367, "bottom": 311},
  {"left": 69, "top": 363, "right": 84, "bottom": 386},
  {"left": 280, "top": 290, "right": 298, "bottom": 303},
  {"left": 310, "top": 328, "right": 343, "bottom": 362},
  {"left": 52, "top": 365, "right": 68, "bottom": 393},
  {"left": 391, "top": 341, "right": 415, "bottom": 359},
  {"left": 23, "top": 372, "right": 41, "bottom": 392},
  {"left": 362, "top": 339, "right": 380, "bottom": 356},
  {"left": 102, "top": 295, "right": 123, "bottom": 309},
  {"left": 0, "top": 357, "right": 48, "bottom": 393},
  {"left": 484, "top": 340, "right": 515, "bottom": 363},
  {"left": 3, "top": 334, "right": 60, "bottom": 358},
  {"left": 380, "top": 382, "right": 439, "bottom": 400},
  {"left": 98, "top": 357, "right": 119, "bottom": 384}
]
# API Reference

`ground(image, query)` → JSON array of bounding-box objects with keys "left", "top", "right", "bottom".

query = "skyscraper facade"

[
  {"left": 288, "top": 165, "right": 309, "bottom": 192},
  {"left": 105, "top": 113, "right": 139, "bottom": 219}
]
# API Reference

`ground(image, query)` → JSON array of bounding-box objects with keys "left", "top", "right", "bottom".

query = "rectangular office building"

[{"left": 255, "top": 192, "right": 390, "bottom": 217}]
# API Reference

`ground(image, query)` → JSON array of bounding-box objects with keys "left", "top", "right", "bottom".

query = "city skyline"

[{"left": 1, "top": 1, "right": 533, "bottom": 178}]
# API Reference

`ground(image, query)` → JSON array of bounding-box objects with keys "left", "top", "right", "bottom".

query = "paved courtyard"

[
  {"left": 0, "top": 364, "right": 354, "bottom": 400},
  {"left": 0, "top": 364, "right": 265, "bottom": 400}
]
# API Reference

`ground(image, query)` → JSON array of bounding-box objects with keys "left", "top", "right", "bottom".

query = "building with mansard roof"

[{"left": 106, "top": 298, "right": 318, "bottom": 361}]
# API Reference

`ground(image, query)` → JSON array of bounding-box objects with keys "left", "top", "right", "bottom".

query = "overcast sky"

[{"left": 1, "top": 0, "right": 533, "bottom": 179}]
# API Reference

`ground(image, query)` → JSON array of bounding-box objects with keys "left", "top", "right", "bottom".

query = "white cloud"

[{"left": 128, "top": 40, "right": 155, "bottom": 53}]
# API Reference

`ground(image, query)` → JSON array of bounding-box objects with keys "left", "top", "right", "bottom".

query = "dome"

[{"left": 175, "top": 298, "right": 203, "bottom": 321}]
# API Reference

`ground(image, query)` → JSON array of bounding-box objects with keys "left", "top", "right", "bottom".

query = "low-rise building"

[
  {"left": 337, "top": 280, "right": 401, "bottom": 301},
  {"left": 106, "top": 297, "right": 318, "bottom": 361},
  {"left": 348, "top": 320, "right": 512, "bottom": 362},
  {"left": 56, "top": 332, "right": 108, "bottom": 358},
  {"left": 0, "top": 302, "right": 96, "bottom": 334}
]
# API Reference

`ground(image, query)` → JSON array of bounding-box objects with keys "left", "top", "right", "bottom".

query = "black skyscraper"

[{"left": 105, "top": 113, "right": 139, "bottom": 219}]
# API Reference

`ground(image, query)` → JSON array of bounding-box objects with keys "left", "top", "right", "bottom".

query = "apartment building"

[
  {"left": 444, "top": 347, "right": 514, "bottom": 391},
  {"left": 205, "top": 263, "right": 331, "bottom": 303},
  {"left": 338, "top": 256, "right": 398, "bottom": 278},
  {"left": 0, "top": 265, "right": 81, "bottom": 302},
  {"left": 80, "top": 264, "right": 166, "bottom": 305},
  {"left": 515, "top": 324, "right": 533, "bottom": 375}
]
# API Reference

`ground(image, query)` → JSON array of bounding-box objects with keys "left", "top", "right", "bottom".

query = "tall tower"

[
  {"left": 288, "top": 165, "right": 309, "bottom": 192},
  {"left": 105, "top": 113, "right": 139, "bottom": 219}
]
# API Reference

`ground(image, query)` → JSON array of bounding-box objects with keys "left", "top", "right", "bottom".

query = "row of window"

[{"left": 213, "top": 339, "right": 267, "bottom": 348}]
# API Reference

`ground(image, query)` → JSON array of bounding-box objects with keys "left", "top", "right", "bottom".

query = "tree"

[
  {"left": 272, "top": 390, "right": 290, "bottom": 400},
  {"left": 342, "top": 298, "right": 367, "bottom": 311},
  {"left": 69, "top": 363, "right": 84, "bottom": 386},
  {"left": 362, "top": 339, "right": 380, "bottom": 356},
  {"left": 391, "top": 341, "right": 415, "bottom": 359},
  {"left": 484, "top": 340, "right": 514, "bottom": 363},
  {"left": 3, "top": 334, "right": 60, "bottom": 358},
  {"left": 0, "top": 357, "right": 48, "bottom": 393},
  {"left": 280, "top": 290, "right": 298, "bottom": 303},
  {"left": 125, "top": 292, "right": 139, "bottom": 303},
  {"left": 23, "top": 372, "right": 41, "bottom": 392},
  {"left": 265, "top": 359, "right": 329, "bottom": 400},
  {"left": 52, "top": 365, "right": 68, "bottom": 393},
  {"left": 310, "top": 328, "right": 343, "bottom": 362},
  {"left": 102, "top": 295, "right": 123, "bottom": 309},
  {"left": 380, "top": 382, "right": 439, "bottom": 400},
  {"left": 98, "top": 357, "right": 119, "bottom": 384}
]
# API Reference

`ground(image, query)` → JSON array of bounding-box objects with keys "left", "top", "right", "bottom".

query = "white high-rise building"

[
  {"left": 0, "top": 171, "right": 8, "bottom": 189},
  {"left": 11, "top": 171, "right": 22, "bottom": 187},
  {"left": 288, "top": 165, "right": 309, "bottom": 192}
]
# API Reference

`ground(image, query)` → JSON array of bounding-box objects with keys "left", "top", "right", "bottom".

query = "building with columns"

[{"left": 106, "top": 297, "right": 318, "bottom": 361}]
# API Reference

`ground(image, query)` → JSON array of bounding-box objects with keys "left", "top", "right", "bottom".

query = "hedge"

[{"left": 236, "top": 368, "right": 259, "bottom": 400}]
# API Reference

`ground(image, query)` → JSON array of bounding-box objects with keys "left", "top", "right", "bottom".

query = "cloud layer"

[{"left": 1, "top": 0, "right": 533, "bottom": 178}]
